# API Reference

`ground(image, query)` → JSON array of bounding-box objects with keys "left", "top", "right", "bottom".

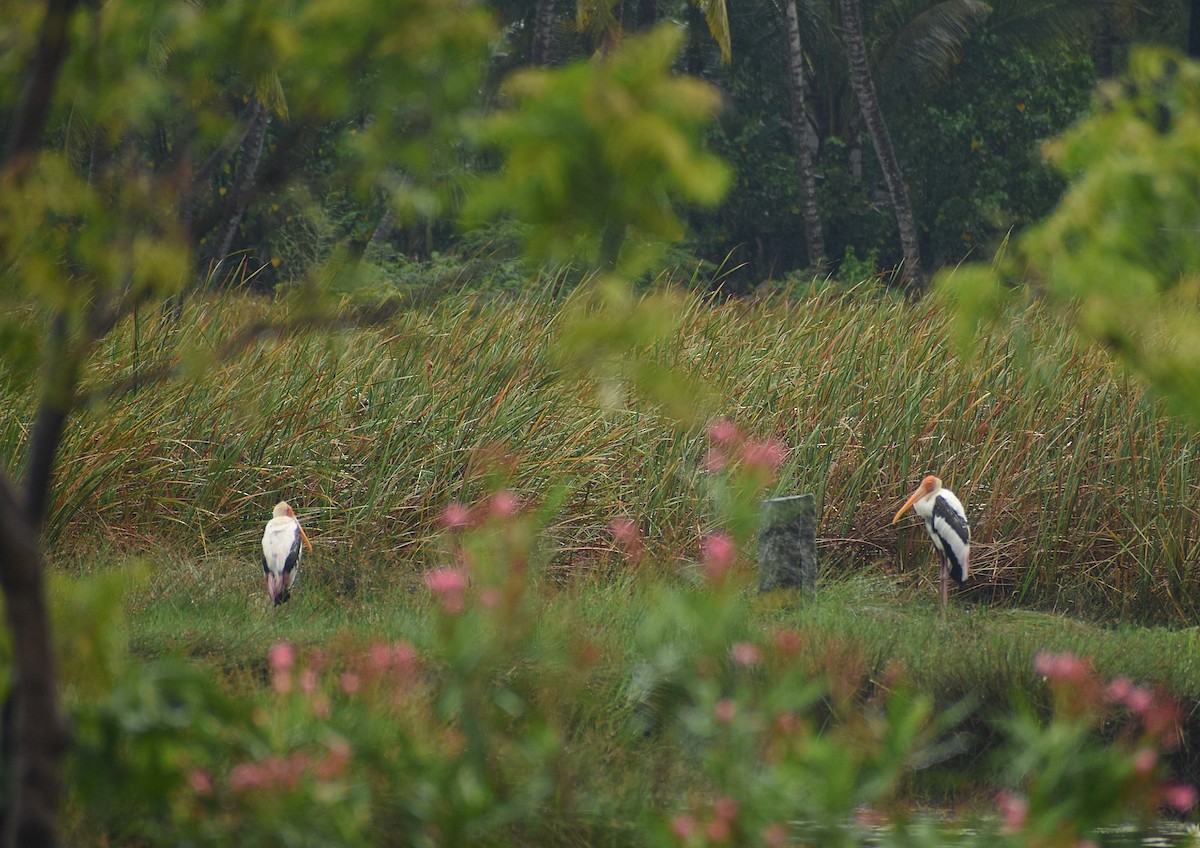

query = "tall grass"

[{"left": 10, "top": 286, "right": 1200, "bottom": 623}]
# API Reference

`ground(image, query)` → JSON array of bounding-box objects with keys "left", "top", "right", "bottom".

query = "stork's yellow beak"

[{"left": 892, "top": 479, "right": 934, "bottom": 524}]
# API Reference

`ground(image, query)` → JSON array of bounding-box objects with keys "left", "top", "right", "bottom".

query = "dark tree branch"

[
  {"left": 0, "top": 475, "right": 68, "bottom": 848},
  {"left": 4, "top": 0, "right": 88, "bottom": 170},
  {"left": 0, "top": 3, "right": 91, "bottom": 846}
]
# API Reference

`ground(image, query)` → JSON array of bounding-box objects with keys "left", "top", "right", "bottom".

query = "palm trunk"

[
  {"left": 532, "top": 0, "right": 557, "bottom": 65},
  {"left": 1190, "top": 0, "right": 1200, "bottom": 58},
  {"left": 781, "top": 0, "right": 825, "bottom": 271},
  {"left": 1091, "top": 0, "right": 1114, "bottom": 77},
  {"left": 209, "top": 98, "right": 269, "bottom": 288},
  {"left": 838, "top": 0, "right": 925, "bottom": 293}
]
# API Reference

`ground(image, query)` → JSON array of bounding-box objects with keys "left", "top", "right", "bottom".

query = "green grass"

[
  {"left": 19, "top": 287, "right": 1200, "bottom": 624},
  {"left": 75, "top": 548, "right": 1200, "bottom": 809}
]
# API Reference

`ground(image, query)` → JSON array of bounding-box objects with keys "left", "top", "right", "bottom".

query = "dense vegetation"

[
  {"left": 15, "top": 287, "right": 1196, "bottom": 844},
  {"left": 28, "top": 289, "right": 1200, "bottom": 626},
  {"left": 5, "top": 0, "right": 1200, "bottom": 845}
]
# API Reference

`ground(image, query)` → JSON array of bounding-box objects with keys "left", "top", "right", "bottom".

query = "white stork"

[
  {"left": 892, "top": 475, "right": 970, "bottom": 620},
  {"left": 261, "top": 501, "right": 312, "bottom": 606}
]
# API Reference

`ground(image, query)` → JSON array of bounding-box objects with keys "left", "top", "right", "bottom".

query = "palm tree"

[
  {"left": 576, "top": 0, "right": 731, "bottom": 60},
  {"left": 838, "top": 0, "right": 924, "bottom": 290},
  {"left": 781, "top": 0, "right": 826, "bottom": 269}
]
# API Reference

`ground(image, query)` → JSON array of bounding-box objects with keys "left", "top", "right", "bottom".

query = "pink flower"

[
  {"left": 315, "top": 738, "right": 352, "bottom": 780},
  {"left": 229, "top": 762, "right": 266, "bottom": 792},
  {"left": 299, "top": 668, "right": 319, "bottom": 694},
  {"left": 670, "top": 814, "right": 697, "bottom": 840},
  {"left": 367, "top": 641, "right": 393, "bottom": 674},
  {"left": 702, "top": 533, "right": 737, "bottom": 581},
  {"left": 1164, "top": 783, "right": 1198, "bottom": 813},
  {"left": 741, "top": 439, "right": 787, "bottom": 474},
  {"left": 773, "top": 629, "right": 802, "bottom": 655},
  {"left": 705, "top": 816, "right": 731, "bottom": 842},
  {"left": 1107, "top": 676, "right": 1133, "bottom": 702},
  {"left": 714, "top": 698, "right": 737, "bottom": 723},
  {"left": 480, "top": 587, "right": 502, "bottom": 608},
  {"left": 1132, "top": 748, "right": 1157, "bottom": 776},
  {"left": 730, "top": 642, "right": 761, "bottom": 667},
  {"left": 1034, "top": 651, "right": 1088, "bottom": 684},
  {"left": 188, "top": 769, "right": 212, "bottom": 795},
  {"left": 1126, "top": 687, "right": 1153, "bottom": 714},
  {"left": 713, "top": 796, "right": 738, "bottom": 822},
  {"left": 608, "top": 517, "right": 643, "bottom": 563},
  {"left": 269, "top": 642, "right": 296, "bottom": 693},
  {"left": 490, "top": 490, "right": 520, "bottom": 518},
  {"left": 703, "top": 449, "right": 729, "bottom": 474},
  {"left": 995, "top": 790, "right": 1027, "bottom": 833},
  {"left": 424, "top": 568, "right": 468, "bottom": 614},
  {"left": 762, "top": 823, "right": 789, "bottom": 847},
  {"left": 391, "top": 642, "right": 418, "bottom": 675},
  {"left": 269, "top": 642, "right": 295, "bottom": 670},
  {"left": 708, "top": 418, "right": 741, "bottom": 446},
  {"left": 441, "top": 502, "right": 471, "bottom": 529},
  {"left": 339, "top": 672, "right": 362, "bottom": 695}
]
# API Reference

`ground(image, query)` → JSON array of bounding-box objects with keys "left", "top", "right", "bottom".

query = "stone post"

[{"left": 757, "top": 493, "right": 817, "bottom": 594}]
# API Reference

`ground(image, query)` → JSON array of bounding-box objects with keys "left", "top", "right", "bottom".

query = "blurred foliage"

[
  {"left": 462, "top": 25, "right": 730, "bottom": 276},
  {"left": 940, "top": 47, "right": 1200, "bottom": 426}
]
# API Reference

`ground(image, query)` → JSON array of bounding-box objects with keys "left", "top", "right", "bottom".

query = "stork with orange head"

[{"left": 892, "top": 476, "right": 969, "bottom": 620}]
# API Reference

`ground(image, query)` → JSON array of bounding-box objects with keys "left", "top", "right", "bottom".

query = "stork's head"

[
  {"left": 273, "top": 501, "right": 312, "bottom": 551},
  {"left": 892, "top": 475, "right": 942, "bottom": 524}
]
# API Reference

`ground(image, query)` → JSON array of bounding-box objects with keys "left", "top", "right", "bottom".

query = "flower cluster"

[
  {"left": 998, "top": 650, "right": 1197, "bottom": 837},
  {"left": 703, "top": 419, "right": 787, "bottom": 479},
  {"left": 228, "top": 738, "right": 351, "bottom": 793},
  {"left": 440, "top": 489, "right": 523, "bottom": 532},
  {"left": 268, "top": 639, "right": 420, "bottom": 713}
]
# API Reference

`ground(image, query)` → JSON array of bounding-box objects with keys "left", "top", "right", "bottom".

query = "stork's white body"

[
  {"left": 893, "top": 476, "right": 970, "bottom": 619},
  {"left": 261, "top": 502, "right": 311, "bottom": 606}
]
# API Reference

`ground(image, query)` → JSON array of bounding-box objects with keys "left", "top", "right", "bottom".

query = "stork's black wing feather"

[
  {"left": 931, "top": 495, "right": 970, "bottom": 584},
  {"left": 932, "top": 497, "right": 969, "bottom": 545},
  {"left": 283, "top": 534, "right": 302, "bottom": 574}
]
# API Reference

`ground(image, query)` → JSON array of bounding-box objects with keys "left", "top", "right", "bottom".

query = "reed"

[{"left": 14, "top": 285, "right": 1200, "bottom": 623}]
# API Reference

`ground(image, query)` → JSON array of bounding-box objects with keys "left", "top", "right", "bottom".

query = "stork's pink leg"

[{"left": 940, "top": 554, "right": 948, "bottom": 622}]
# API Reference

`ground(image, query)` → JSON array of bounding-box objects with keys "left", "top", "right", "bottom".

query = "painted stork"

[
  {"left": 892, "top": 476, "right": 970, "bottom": 620},
  {"left": 261, "top": 501, "right": 312, "bottom": 606}
]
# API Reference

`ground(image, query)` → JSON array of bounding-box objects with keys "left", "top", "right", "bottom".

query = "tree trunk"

[
  {"left": 781, "top": 0, "right": 825, "bottom": 272},
  {"left": 838, "top": 0, "right": 925, "bottom": 293},
  {"left": 0, "top": 479, "right": 68, "bottom": 848},
  {"left": 208, "top": 98, "right": 269, "bottom": 288},
  {"left": 0, "top": 2, "right": 88, "bottom": 845},
  {"left": 635, "top": 0, "right": 656, "bottom": 31},
  {"left": 1190, "top": 0, "right": 1200, "bottom": 58},
  {"left": 532, "top": 0, "right": 557, "bottom": 65},
  {"left": 1091, "top": 0, "right": 1114, "bottom": 77}
]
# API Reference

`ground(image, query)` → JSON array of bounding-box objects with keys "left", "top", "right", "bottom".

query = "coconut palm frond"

[
  {"left": 982, "top": 0, "right": 1101, "bottom": 52},
  {"left": 694, "top": 0, "right": 733, "bottom": 63},
  {"left": 876, "top": 0, "right": 991, "bottom": 86},
  {"left": 255, "top": 72, "right": 289, "bottom": 121}
]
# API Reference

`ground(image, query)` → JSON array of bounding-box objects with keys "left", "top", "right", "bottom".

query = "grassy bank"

[
  {"left": 18, "top": 287, "right": 1200, "bottom": 623},
  {"left": 55, "top": 547, "right": 1200, "bottom": 845}
]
